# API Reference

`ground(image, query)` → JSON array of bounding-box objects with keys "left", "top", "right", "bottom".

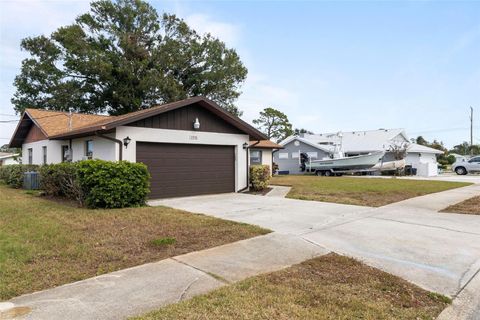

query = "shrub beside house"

[{"left": 0, "top": 160, "right": 150, "bottom": 209}]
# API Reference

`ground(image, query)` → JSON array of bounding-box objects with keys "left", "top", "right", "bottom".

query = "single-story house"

[
  {"left": 275, "top": 128, "right": 444, "bottom": 177},
  {"left": 0, "top": 152, "right": 20, "bottom": 165},
  {"left": 9, "top": 97, "right": 280, "bottom": 198}
]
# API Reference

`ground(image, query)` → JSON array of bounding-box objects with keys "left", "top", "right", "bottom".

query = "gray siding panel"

[{"left": 274, "top": 140, "right": 330, "bottom": 174}]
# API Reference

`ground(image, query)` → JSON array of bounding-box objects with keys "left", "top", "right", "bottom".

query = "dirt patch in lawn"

[
  {"left": 271, "top": 175, "right": 471, "bottom": 207},
  {"left": 133, "top": 253, "right": 450, "bottom": 320},
  {"left": 440, "top": 196, "right": 480, "bottom": 215},
  {"left": 243, "top": 187, "right": 273, "bottom": 196},
  {"left": 0, "top": 185, "right": 269, "bottom": 300}
]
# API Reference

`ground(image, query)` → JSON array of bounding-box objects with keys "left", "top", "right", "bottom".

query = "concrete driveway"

[{"left": 151, "top": 184, "right": 480, "bottom": 298}]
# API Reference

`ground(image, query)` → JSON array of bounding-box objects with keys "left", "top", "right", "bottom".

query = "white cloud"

[
  {"left": 184, "top": 13, "right": 241, "bottom": 47},
  {"left": 0, "top": 0, "right": 90, "bottom": 141}
]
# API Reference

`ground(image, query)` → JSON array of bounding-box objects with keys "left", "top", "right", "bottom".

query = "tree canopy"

[
  {"left": 12, "top": 0, "right": 247, "bottom": 116},
  {"left": 253, "top": 107, "right": 293, "bottom": 142}
]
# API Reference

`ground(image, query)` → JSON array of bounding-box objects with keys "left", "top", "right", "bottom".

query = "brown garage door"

[{"left": 136, "top": 142, "right": 235, "bottom": 199}]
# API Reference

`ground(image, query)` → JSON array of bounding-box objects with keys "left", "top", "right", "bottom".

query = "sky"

[{"left": 0, "top": 0, "right": 479, "bottom": 148}]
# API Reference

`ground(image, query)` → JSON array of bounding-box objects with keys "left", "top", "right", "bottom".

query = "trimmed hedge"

[
  {"left": 77, "top": 160, "right": 150, "bottom": 209},
  {"left": 39, "top": 163, "right": 83, "bottom": 205},
  {"left": 37, "top": 160, "right": 150, "bottom": 209},
  {"left": 0, "top": 164, "right": 39, "bottom": 188},
  {"left": 250, "top": 165, "right": 271, "bottom": 191}
]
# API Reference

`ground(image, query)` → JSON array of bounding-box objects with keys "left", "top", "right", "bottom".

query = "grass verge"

[
  {"left": 440, "top": 196, "right": 480, "bottom": 215},
  {"left": 271, "top": 175, "right": 470, "bottom": 207},
  {"left": 0, "top": 185, "right": 269, "bottom": 300},
  {"left": 133, "top": 253, "right": 450, "bottom": 320}
]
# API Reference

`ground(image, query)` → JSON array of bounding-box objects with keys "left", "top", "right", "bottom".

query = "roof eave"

[{"left": 49, "top": 97, "right": 267, "bottom": 141}]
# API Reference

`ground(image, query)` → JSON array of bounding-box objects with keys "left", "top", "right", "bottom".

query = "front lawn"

[
  {"left": 0, "top": 184, "right": 269, "bottom": 300},
  {"left": 133, "top": 253, "right": 450, "bottom": 320},
  {"left": 441, "top": 196, "right": 480, "bottom": 215},
  {"left": 271, "top": 175, "right": 471, "bottom": 207}
]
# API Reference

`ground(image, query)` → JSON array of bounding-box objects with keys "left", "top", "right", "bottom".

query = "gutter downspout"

[
  {"left": 238, "top": 140, "right": 261, "bottom": 192},
  {"left": 95, "top": 132, "right": 123, "bottom": 161},
  {"left": 271, "top": 148, "right": 280, "bottom": 175}
]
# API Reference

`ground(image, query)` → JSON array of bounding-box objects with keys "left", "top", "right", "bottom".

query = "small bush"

[
  {"left": 39, "top": 163, "right": 83, "bottom": 205},
  {"left": 77, "top": 160, "right": 150, "bottom": 209},
  {"left": 250, "top": 165, "right": 271, "bottom": 191},
  {"left": 0, "top": 164, "right": 39, "bottom": 188}
]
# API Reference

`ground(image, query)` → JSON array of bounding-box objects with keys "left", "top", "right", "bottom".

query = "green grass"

[
  {"left": 271, "top": 175, "right": 471, "bottom": 207},
  {"left": 150, "top": 237, "right": 177, "bottom": 247},
  {"left": 0, "top": 185, "right": 269, "bottom": 300},
  {"left": 133, "top": 253, "right": 450, "bottom": 320}
]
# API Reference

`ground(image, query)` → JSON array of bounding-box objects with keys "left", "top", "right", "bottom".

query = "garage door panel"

[{"left": 137, "top": 142, "right": 235, "bottom": 199}]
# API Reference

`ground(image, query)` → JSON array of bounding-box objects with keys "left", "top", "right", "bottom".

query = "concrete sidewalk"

[
  {"left": 155, "top": 185, "right": 480, "bottom": 317},
  {"left": 3, "top": 233, "right": 327, "bottom": 320}
]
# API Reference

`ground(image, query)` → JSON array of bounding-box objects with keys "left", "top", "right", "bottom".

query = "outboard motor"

[{"left": 300, "top": 152, "right": 309, "bottom": 172}]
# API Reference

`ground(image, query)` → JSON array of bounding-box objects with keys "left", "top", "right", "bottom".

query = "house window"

[
  {"left": 85, "top": 140, "right": 93, "bottom": 159},
  {"left": 250, "top": 150, "right": 262, "bottom": 165},
  {"left": 278, "top": 152, "right": 288, "bottom": 159},
  {"left": 28, "top": 148, "right": 33, "bottom": 165},
  {"left": 42, "top": 146, "right": 47, "bottom": 164},
  {"left": 291, "top": 151, "right": 300, "bottom": 159},
  {"left": 307, "top": 152, "right": 318, "bottom": 159},
  {"left": 62, "top": 145, "right": 70, "bottom": 162}
]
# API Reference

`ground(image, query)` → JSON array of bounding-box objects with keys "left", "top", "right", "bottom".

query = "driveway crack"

[
  {"left": 371, "top": 217, "right": 480, "bottom": 236},
  {"left": 171, "top": 258, "right": 230, "bottom": 284}
]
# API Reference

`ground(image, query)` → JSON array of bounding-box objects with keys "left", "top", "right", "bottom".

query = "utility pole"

[{"left": 470, "top": 107, "right": 474, "bottom": 156}]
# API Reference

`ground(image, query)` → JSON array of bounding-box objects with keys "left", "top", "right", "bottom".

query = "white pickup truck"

[{"left": 452, "top": 156, "right": 480, "bottom": 175}]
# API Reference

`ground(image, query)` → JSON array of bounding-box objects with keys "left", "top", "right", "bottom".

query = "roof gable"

[
  {"left": 301, "top": 129, "right": 409, "bottom": 152},
  {"left": 125, "top": 102, "right": 244, "bottom": 135},
  {"left": 10, "top": 97, "right": 267, "bottom": 146},
  {"left": 49, "top": 97, "right": 267, "bottom": 140},
  {"left": 9, "top": 109, "right": 110, "bottom": 147}
]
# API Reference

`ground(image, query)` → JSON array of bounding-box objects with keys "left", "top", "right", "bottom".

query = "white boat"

[
  {"left": 304, "top": 151, "right": 386, "bottom": 174},
  {"left": 372, "top": 159, "right": 406, "bottom": 171}
]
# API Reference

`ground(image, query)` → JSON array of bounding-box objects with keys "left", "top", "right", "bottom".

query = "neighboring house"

[
  {"left": 9, "top": 97, "right": 270, "bottom": 199},
  {"left": 249, "top": 140, "right": 283, "bottom": 174},
  {"left": 275, "top": 128, "right": 443, "bottom": 177},
  {"left": 406, "top": 143, "right": 444, "bottom": 176},
  {"left": 0, "top": 152, "right": 20, "bottom": 165}
]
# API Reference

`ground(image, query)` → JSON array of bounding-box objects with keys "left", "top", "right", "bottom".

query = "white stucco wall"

[
  {"left": 22, "top": 140, "right": 64, "bottom": 165},
  {"left": 70, "top": 135, "right": 117, "bottom": 162},
  {"left": 115, "top": 126, "right": 250, "bottom": 191},
  {"left": 21, "top": 135, "right": 117, "bottom": 165},
  {"left": 406, "top": 152, "right": 439, "bottom": 177},
  {"left": 252, "top": 149, "right": 273, "bottom": 174}
]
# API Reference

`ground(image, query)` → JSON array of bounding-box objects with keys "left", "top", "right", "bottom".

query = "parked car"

[{"left": 452, "top": 156, "right": 480, "bottom": 175}]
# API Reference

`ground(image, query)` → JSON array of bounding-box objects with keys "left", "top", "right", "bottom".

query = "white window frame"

[
  {"left": 278, "top": 152, "right": 289, "bottom": 159},
  {"left": 306, "top": 152, "right": 318, "bottom": 159},
  {"left": 42, "top": 146, "right": 47, "bottom": 164}
]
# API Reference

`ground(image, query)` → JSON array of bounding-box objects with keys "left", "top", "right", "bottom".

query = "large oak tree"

[{"left": 12, "top": 0, "right": 247, "bottom": 116}]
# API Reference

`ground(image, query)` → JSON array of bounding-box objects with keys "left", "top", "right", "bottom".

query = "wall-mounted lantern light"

[
  {"left": 193, "top": 118, "right": 200, "bottom": 130},
  {"left": 243, "top": 142, "right": 249, "bottom": 149},
  {"left": 123, "top": 136, "right": 131, "bottom": 148}
]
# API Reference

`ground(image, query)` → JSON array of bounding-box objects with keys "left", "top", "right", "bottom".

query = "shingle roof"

[
  {"left": 10, "top": 97, "right": 267, "bottom": 147},
  {"left": 25, "top": 109, "right": 111, "bottom": 137},
  {"left": 407, "top": 143, "right": 444, "bottom": 154},
  {"left": 249, "top": 140, "right": 284, "bottom": 149}
]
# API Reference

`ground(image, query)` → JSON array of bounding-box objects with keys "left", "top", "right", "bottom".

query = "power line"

[{"left": 0, "top": 113, "right": 71, "bottom": 123}]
